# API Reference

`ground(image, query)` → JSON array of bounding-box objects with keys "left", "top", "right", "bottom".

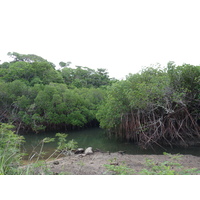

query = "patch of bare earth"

[{"left": 47, "top": 152, "right": 200, "bottom": 175}]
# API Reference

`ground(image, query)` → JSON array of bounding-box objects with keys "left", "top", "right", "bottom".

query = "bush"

[
  {"left": 97, "top": 64, "right": 200, "bottom": 148},
  {"left": 0, "top": 123, "right": 25, "bottom": 175}
]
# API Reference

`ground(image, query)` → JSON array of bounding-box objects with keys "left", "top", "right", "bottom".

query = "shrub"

[{"left": 0, "top": 123, "right": 25, "bottom": 175}]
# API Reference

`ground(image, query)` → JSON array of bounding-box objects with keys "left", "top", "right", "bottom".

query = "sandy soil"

[{"left": 44, "top": 151, "right": 200, "bottom": 175}]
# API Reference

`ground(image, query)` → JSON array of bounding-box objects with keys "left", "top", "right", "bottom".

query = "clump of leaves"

[
  {"left": 104, "top": 158, "right": 135, "bottom": 175},
  {"left": 24, "top": 133, "right": 78, "bottom": 174},
  {"left": 139, "top": 153, "right": 200, "bottom": 175},
  {"left": 22, "top": 161, "right": 54, "bottom": 175},
  {"left": 55, "top": 133, "right": 78, "bottom": 156},
  {"left": 0, "top": 123, "right": 25, "bottom": 175},
  {"left": 103, "top": 153, "right": 200, "bottom": 175},
  {"left": 45, "top": 133, "right": 78, "bottom": 161},
  {"left": 104, "top": 164, "right": 135, "bottom": 175},
  {"left": 163, "top": 152, "right": 183, "bottom": 160},
  {"left": 139, "top": 159, "right": 180, "bottom": 175}
]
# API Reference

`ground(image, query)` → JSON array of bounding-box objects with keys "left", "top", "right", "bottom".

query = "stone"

[
  {"left": 77, "top": 154, "right": 86, "bottom": 158},
  {"left": 110, "top": 162, "right": 119, "bottom": 166},
  {"left": 118, "top": 151, "right": 125, "bottom": 155},
  {"left": 53, "top": 161, "right": 59, "bottom": 165},
  {"left": 85, "top": 147, "right": 93, "bottom": 155},
  {"left": 74, "top": 148, "right": 84, "bottom": 154}
]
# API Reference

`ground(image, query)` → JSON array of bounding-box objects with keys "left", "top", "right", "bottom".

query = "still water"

[{"left": 22, "top": 127, "right": 200, "bottom": 159}]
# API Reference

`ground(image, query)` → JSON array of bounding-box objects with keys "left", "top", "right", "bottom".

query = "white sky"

[{"left": 1, "top": 0, "right": 200, "bottom": 79}]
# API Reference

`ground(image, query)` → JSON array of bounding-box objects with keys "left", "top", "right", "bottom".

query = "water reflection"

[{"left": 21, "top": 128, "right": 200, "bottom": 160}]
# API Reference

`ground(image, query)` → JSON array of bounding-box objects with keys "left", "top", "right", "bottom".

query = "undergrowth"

[
  {"left": 104, "top": 152, "right": 200, "bottom": 175},
  {"left": 1, "top": 123, "right": 200, "bottom": 175}
]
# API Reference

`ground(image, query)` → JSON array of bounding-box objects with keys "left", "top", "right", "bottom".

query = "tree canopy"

[
  {"left": 97, "top": 63, "right": 200, "bottom": 148},
  {"left": 1, "top": 52, "right": 200, "bottom": 149},
  {"left": 0, "top": 52, "right": 111, "bottom": 132}
]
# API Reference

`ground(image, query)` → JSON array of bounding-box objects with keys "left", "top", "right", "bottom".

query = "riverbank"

[{"left": 29, "top": 151, "right": 200, "bottom": 175}]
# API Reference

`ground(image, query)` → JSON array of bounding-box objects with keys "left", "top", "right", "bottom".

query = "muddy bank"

[{"left": 43, "top": 152, "right": 200, "bottom": 175}]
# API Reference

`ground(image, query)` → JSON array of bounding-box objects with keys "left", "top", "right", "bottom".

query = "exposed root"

[{"left": 113, "top": 103, "right": 200, "bottom": 148}]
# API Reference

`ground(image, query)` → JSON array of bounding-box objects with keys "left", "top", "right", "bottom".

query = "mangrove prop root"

[{"left": 115, "top": 104, "right": 200, "bottom": 148}]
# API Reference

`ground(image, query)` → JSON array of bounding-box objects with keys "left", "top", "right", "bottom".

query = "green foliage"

[
  {"left": 27, "top": 133, "right": 78, "bottom": 167},
  {"left": 59, "top": 61, "right": 72, "bottom": 68},
  {"left": 163, "top": 152, "right": 183, "bottom": 160},
  {"left": 55, "top": 133, "right": 78, "bottom": 152},
  {"left": 97, "top": 68, "right": 169, "bottom": 130},
  {"left": 139, "top": 159, "right": 179, "bottom": 175},
  {"left": 61, "top": 65, "right": 111, "bottom": 88},
  {"left": 55, "top": 133, "right": 68, "bottom": 151},
  {"left": 3, "top": 51, "right": 200, "bottom": 149},
  {"left": 104, "top": 153, "right": 200, "bottom": 175},
  {"left": 139, "top": 155, "right": 200, "bottom": 175},
  {"left": 167, "top": 62, "right": 200, "bottom": 93},
  {"left": 97, "top": 63, "right": 200, "bottom": 147},
  {"left": 104, "top": 164, "right": 135, "bottom": 175},
  {"left": 30, "top": 83, "right": 103, "bottom": 129},
  {"left": 27, "top": 136, "right": 56, "bottom": 162},
  {"left": 0, "top": 56, "right": 63, "bottom": 85},
  {"left": 22, "top": 161, "right": 54, "bottom": 175},
  {"left": 0, "top": 123, "right": 25, "bottom": 175},
  {"left": 96, "top": 80, "right": 130, "bottom": 130},
  {"left": 42, "top": 133, "right": 78, "bottom": 162},
  {"left": 104, "top": 158, "right": 135, "bottom": 175},
  {"left": 7, "top": 52, "right": 48, "bottom": 63},
  {"left": 0, "top": 52, "right": 112, "bottom": 132}
]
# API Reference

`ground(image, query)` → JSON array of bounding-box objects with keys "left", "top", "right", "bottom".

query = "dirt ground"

[{"left": 45, "top": 151, "right": 200, "bottom": 175}]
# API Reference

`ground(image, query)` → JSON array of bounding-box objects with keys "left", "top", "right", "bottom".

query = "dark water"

[{"left": 21, "top": 127, "right": 200, "bottom": 159}]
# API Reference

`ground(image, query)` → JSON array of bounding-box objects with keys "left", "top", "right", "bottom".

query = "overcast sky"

[{"left": 1, "top": 0, "right": 200, "bottom": 79}]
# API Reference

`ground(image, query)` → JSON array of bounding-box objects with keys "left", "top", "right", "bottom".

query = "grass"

[{"left": 104, "top": 153, "right": 200, "bottom": 175}]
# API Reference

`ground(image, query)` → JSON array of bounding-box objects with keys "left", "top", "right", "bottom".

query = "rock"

[
  {"left": 85, "top": 147, "right": 93, "bottom": 155},
  {"left": 53, "top": 161, "right": 59, "bottom": 165},
  {"left": 77, "top": 154, "right": 86, "bottom": 158},
  {"left": 63, "top": 150, "right": 73, "bottom": 156},
  {"left": 74, "top": 148, "right": 84, "bottom": 154},
  {"left": 118, "top": 151, "right": 125, "bottom": 155},
  {"left": 110, "top": 162, "right": 119, "bottom": 166}
]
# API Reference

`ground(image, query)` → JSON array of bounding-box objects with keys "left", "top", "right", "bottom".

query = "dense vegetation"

[
  {"left": 1, "top": 52, "right": 200, "bottom": 149},
  {"left": 0, "top": 123, "right": 25, "bottom": 174},
  {"left": 0, "top": 52, "right": 113, "bottom": 132},
  {"left": 1, "top": 52, "right": 200, "bottom": 175},
  {"left": 97, "top": 62, "right": 200, "bottom": 148}
]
